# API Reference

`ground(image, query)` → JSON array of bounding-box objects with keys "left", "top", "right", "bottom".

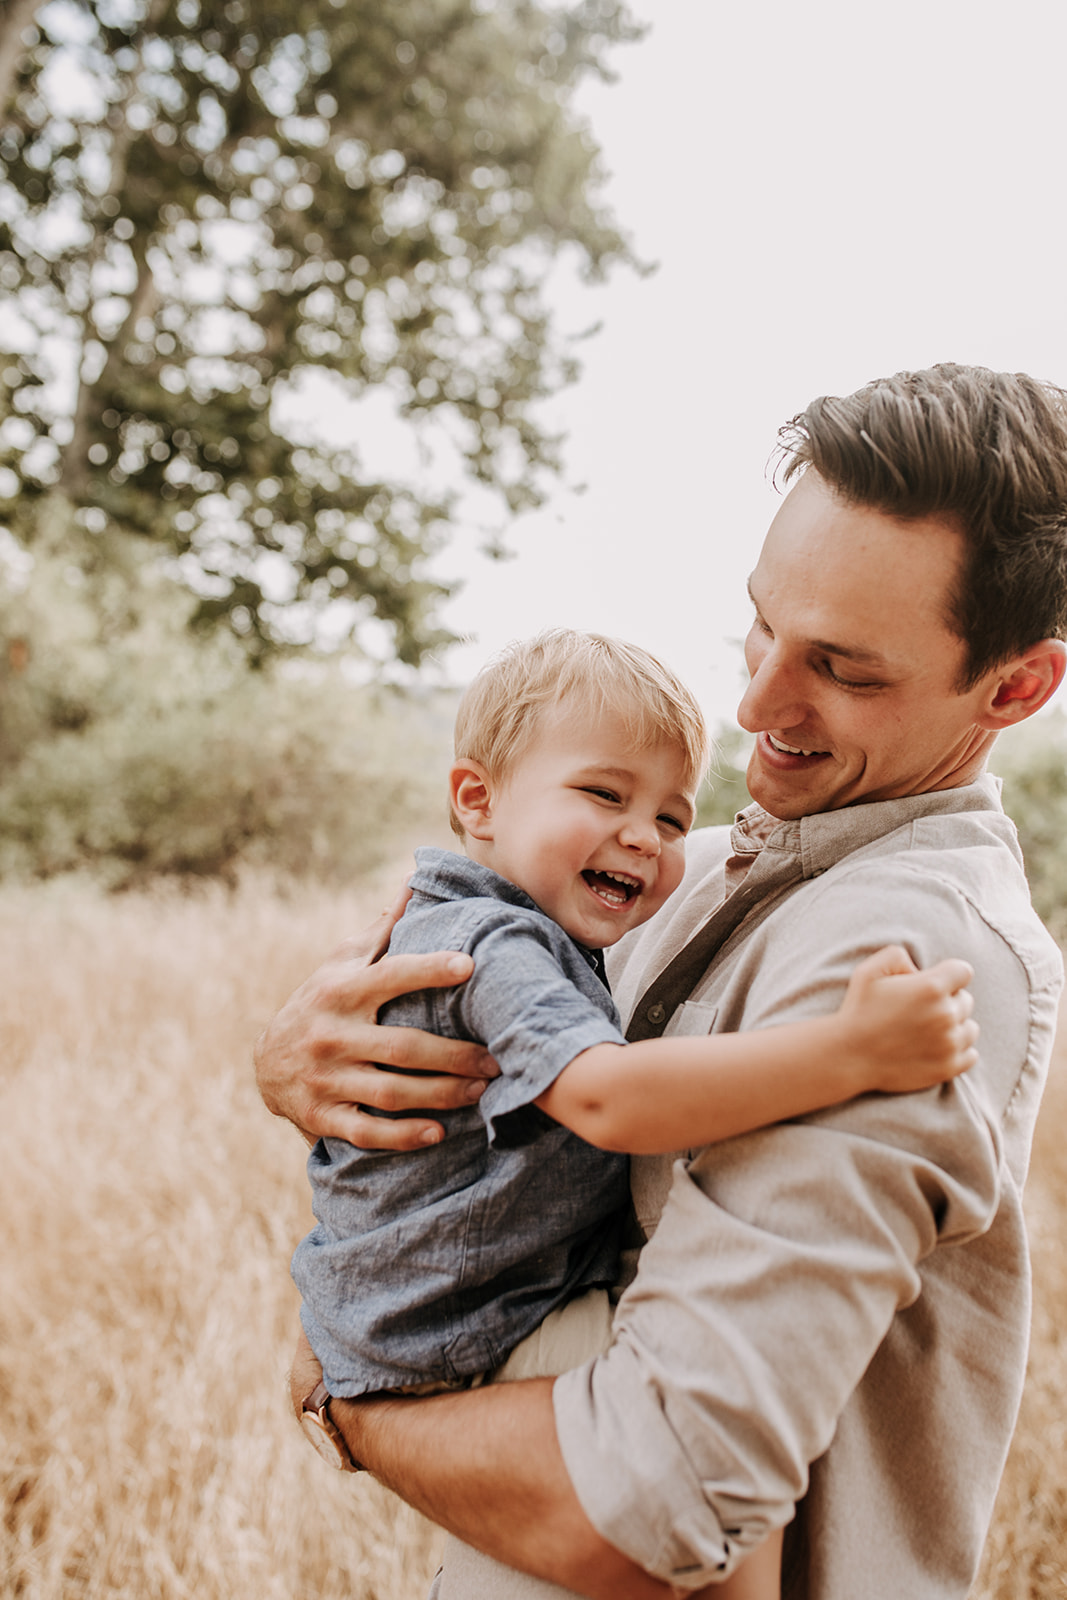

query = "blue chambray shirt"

[{"left": 291, "top": 847, "right": 631, "bottom": 1397}]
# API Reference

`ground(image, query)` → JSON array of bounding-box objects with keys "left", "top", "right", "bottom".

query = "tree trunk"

[
  {"left": 58, "top": 244, "right": 158, "bottom": 498},
  {"left": 0, "top": 0, "right": 41, "bottom": 120}
]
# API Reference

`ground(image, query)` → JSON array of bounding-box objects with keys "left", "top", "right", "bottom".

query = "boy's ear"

[
  {"left": 976, "top": 639, "right": 1067, "bottom": 731},
  {"left": 450, "top": 759, "right": 496, "bottom": 840}
]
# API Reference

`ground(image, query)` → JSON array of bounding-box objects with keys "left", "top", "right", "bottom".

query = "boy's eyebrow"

[
  {"left": 575, "top": 764, "right": 646, "bottom": 780},
  {"left": 745, "top": 576, "right": 894, "bottom": 669},
  {"left": 577, "top": 762, "right": 691, "bottom": 791},
  {"left": 574, "top": 763, "right": 696, "bottom": 815}
]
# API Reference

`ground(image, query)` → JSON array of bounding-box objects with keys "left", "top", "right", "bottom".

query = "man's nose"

[{"left": 738, "top": 645, "right": 809, "bottom": 732}]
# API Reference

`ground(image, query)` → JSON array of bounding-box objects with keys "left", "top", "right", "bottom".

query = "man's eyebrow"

[
  {"left": 810, "top": 637, "right": 893, "bottom": 667},
  {"left": 746, "top": 576, "right": 893, "bottom": 669}
]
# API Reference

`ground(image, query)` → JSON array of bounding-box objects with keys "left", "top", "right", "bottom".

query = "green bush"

[
  {"left": 991, "top": 711, "right": 1067, "bottom": 943},
  {"left": 695, "top": 726, "right": 753, "bottom": 829},
  {"left": 0, "top": 544, "right": 452, "bottom": 887},
  {"left": 0, "top": 675, "right": 452, "bottom": 887}
]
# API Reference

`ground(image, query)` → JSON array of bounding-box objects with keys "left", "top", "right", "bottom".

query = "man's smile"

[{"left": 766, "top": 733, "right": 831, "bottom": 759}]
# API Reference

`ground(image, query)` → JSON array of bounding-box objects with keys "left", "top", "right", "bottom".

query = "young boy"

[{"left": 291, "top": 630, "right": 975, "bottom": 1591}]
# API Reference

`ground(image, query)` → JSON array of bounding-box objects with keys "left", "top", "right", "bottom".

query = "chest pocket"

[
  {"left": 670, "top": 999, "right": 719, "bottom": 1037},
  {"left": 630, "top": 1000, "right": 719, "bottom": 1240}
]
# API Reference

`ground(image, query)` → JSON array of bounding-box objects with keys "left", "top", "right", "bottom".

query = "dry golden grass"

[
  {"left": 1, "top": 876, "right": 1063, "bottom": 1598},
  {"left": 0, "top": 873, "right": 444, "bottom": 1600},
  {"left": 972, "top": 999, "right": 1067, "bottom": 1598}
]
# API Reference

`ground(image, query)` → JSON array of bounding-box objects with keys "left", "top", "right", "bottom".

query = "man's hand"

[
  {"left": 290, "top": 1326, "right": 326, "bottom": 1419},
  {"left": 286, "top": 1329, "right": 680, "bottom": 1599},
  {"left": 254, "top": 885, "right": 496, "bottom": 1150}
]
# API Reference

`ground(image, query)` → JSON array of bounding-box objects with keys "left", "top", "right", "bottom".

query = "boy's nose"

[{"left": 618, "top": 816, "right": 661, "bottom": 855}]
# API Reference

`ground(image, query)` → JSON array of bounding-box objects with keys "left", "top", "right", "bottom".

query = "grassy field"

[{"left": 1, "top": 876, "right": 1063, "bottom": 1598}]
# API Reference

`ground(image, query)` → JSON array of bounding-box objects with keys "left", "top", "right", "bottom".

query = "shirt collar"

[
  {"left": 730, "top": 771, "right": 1007, "bottom": 881},
  {"left": 410, "top": 846, "right": 607, "bottom": 978}
]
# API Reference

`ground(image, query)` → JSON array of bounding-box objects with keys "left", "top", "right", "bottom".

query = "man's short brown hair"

[{"left": 775, "top": 364, "right": 1067, "bottom": 687}]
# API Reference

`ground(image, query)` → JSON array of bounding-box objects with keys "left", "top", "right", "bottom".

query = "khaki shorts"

[
  {"left": 491, "top": 1287, "right": 615, "bottom": 1382},
  {"left": 386, "top": 1287, "right": 615, "bottom": 1396},
  {"left": 427, "top": 1288, "right": 618, "bottom": 1600}
]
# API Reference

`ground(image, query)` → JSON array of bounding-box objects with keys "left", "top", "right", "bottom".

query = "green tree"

[
  {"left": 695, "top": 724, "right": 752, "bottom": 827},
  {"left": 0, "top": 0, "right": 639, "bottom": 665}
]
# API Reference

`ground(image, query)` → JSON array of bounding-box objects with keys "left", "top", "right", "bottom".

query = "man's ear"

[
  {"left": 977, "top": 639, "right": 1067, "bottom": 730},
  {"left": 449, "top": 759, "right": 496, "bottom": 840}
]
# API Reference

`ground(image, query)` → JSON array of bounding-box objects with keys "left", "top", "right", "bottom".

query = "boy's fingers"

[
  {"left": 923, "top": 957, "right": 974, "bottom": 995},
  {"left": 857, "top": 943, "right": 917, "bottom": 979}
]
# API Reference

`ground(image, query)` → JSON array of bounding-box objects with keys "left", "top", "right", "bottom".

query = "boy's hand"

[
  {"left": 254, "top": 884, "right": 497, "bottom": 1150},
  {"left": 837, "top": 945, "right": 979, "bottom": 1094}
]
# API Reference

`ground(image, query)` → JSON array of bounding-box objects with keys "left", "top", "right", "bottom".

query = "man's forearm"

[{"left": 327, "top": 1377, "right": 677, "bottom": 1600}]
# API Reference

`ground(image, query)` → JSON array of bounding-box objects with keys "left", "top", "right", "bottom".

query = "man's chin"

[{"left": 746, "top": 746, "right": 838, "bottom": 820}]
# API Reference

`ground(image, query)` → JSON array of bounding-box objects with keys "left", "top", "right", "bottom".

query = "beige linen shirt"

[{"left": 546, "top": 774, "right": 1061, "bottom": 1598}]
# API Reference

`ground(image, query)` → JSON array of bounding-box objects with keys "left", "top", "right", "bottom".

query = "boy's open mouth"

[{"left": 581, "top": 870, "right": 641, "bottom": 907}]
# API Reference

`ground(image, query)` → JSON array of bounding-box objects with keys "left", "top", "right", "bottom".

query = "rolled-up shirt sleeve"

[
  {"left": 552, "top": 849, "right": 1040, "bottom": 1589},
  {"left": 553, "top": 1088, "right": 1003, "bottom": 1585}
]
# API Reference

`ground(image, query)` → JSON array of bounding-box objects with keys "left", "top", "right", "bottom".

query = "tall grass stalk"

[
  {"left": 0, "top": 873, "right": 443, "bottom": 1599},
  {"left": 1, "top": 878, "right": 1063, "bottom": 1596}
]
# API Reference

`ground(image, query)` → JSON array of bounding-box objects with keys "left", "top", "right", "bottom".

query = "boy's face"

[{"left": 470, "top": 704, "right": 697, "bottom": 949}]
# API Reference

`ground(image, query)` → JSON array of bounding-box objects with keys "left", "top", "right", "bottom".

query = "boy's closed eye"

[{"left": 658, "top": 813, "right": 689, "bottom": 834}]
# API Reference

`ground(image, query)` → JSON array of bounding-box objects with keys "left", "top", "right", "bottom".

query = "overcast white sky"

[{"left": 410, "top": 0, "right": 1067, "bottom": 731}]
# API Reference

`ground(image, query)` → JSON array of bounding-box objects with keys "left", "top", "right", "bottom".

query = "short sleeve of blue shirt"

[
  {"left": 382, "top": 849, "right": 627, "bottom": 1141},
  {"left": 294, "top": 847, "right": 632, "bottom": 1394}
]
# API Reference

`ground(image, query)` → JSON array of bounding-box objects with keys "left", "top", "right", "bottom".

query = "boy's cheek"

[{"left": 660, "top": 850, "right": 687, "bottom": 903}]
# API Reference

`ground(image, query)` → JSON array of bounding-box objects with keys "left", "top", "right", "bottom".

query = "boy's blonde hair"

[{"left": 450, "top": 629, "right": 710, "bottom": 838}]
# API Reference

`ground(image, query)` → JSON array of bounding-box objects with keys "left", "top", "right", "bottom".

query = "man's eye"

[{"left": 824, "top": 661, "right": 880, "bottom": 690}]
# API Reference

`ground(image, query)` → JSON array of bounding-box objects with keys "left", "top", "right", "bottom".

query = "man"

[{"left": 256, "top": 364, "right": 1067, "bottom": 1598}]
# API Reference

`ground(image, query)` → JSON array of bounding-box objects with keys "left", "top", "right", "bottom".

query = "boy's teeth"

[{"left": 583, "top": 869, "right": 640, "bottom": 905}]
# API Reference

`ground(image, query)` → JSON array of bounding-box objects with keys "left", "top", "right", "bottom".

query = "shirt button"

[{"left": 647, "top": 1003, "right": 666, "bottom": 1024}]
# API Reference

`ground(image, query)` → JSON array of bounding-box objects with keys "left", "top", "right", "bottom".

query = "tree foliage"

[{"left": 0, "top": 0, "right": 639, "bottom": 664}]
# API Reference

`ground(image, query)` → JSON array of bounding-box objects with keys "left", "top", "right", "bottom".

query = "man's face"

[{"left": 738, "top": 471, "right": 1000, "bottom": 819}]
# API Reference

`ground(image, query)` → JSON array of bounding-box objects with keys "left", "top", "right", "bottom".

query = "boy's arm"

[{"left": 537, "top": 946, "right": 977, "bottom": 1153}]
